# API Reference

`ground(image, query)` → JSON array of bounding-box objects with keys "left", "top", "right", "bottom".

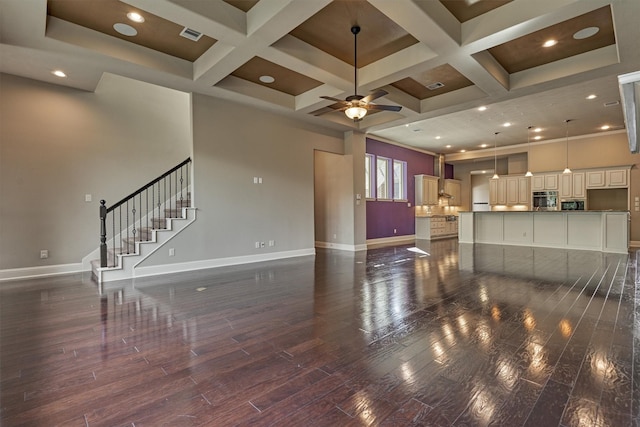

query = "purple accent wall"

[
  {"left": 445, "top": 163, "right": 454, "bottom": 179},
  {"left": 366, "top": 138, "right": 435, "bottom": 240}
]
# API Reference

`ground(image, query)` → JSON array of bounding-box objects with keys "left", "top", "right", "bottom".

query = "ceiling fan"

[{"left": 316, "top": 25, "right": 401, "bottom": 122}]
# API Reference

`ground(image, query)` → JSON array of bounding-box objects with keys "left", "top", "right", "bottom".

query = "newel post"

[{"left": 100, "top": 200, "right": 107, "bottom": 268}]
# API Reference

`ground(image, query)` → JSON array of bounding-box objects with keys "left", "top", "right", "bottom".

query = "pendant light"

[
  {"left": 563, "top": 119, "right": 572, "bottom": 174},
  {"left": 525, "top": 126, "right": 533, "bottom": 177},
  {"left": 491, "top": 132, "right": 500, "bottom": 179}
]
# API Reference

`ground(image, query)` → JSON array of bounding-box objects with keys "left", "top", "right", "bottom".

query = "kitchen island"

[{"left": 458, "top": 211, "right": 629, "bottom": 253}]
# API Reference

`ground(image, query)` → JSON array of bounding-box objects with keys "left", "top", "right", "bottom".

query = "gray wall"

[
  {"left": 138, "top": 93, "right": 344, "bottom": 267},
  {"left": 0, "top": 73, "right": 191, "bottom": 270}
]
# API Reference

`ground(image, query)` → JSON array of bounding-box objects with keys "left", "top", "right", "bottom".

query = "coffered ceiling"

[{"left": 1, "top": 0, "right": 639, "bottom": 161}]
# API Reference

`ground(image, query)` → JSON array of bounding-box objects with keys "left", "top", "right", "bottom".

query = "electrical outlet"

[
  {"left": 85, "top": 194, "right": 92, "bottom": 202},
  {"left": 269, "top": 240, "right": 275, "bottom": 247},
  {"left": 253, "top": 177, "right": 258, "bottom": 184},
  {"left": 169, "top": 248, "right": 175, "bottom": 256},
  {"left": 260, "top": 242, "right": 265, "bottom": 248},
  {"left": 255, "top": 242, "right": 260, "bottom": 248},
  {"left": 40, "top": 249, "right": 48, "bottom": 259},
  {"left": 393, "top": 228, "right": 397, "bottom": 234},
  {"left": 258, "top": 177, "right": 263, "bottom": 184}
]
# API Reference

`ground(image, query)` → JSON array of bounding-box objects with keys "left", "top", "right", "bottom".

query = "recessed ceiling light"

[
  {"left": 543, "top": 39, "right": 558, "bottom": 47},
  {"left": 126, "top": 12, "right": 145, "bottom": 23},
  {"left": 259, "top": 75, "right": 275, "bottom": 83},
  {"left": 534, "top": 135, "right": 542, "bottom": 140},
  {"left": 113, "top": 23, "right": 137, "bottom": 36},
  {"left": 478, "top": 106, "right": 487, "bottom": 111},
  {"left": 435, "top": 136, "right": 441, "bottom": 140},
  {"left": 586, "top": 94, "right": 597, "bottom": 100},
  {"left": 480, "top": 144, "right": 488, "bottom": 148},
  {"left": 52, "top": 70, "right": 66, "bottom": 78},
  {"left": 481, "top": 170, "right": 486, "bottom": 174},
  {"left": 445, "top": 145, "right": 452, "bottom": 148},
  {"left": 573, "top": 26, "right": 599, "bottom": 40},
  {"left": 460, "top": 149, "right": 466, "bottom": 153},
  {"left": 502, "top": 122, "right": 511, "bottom": 127},
  {"left": 600, "top": 125, "right": 610, "bottom": 130},
  {"left": 534, "top": 127, "right": 542, "bottom": 132}
]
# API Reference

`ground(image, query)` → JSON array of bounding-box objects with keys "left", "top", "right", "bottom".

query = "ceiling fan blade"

[
  {"left": 313, "top": 104, "right": 348, "bottom": 116},
  {"left": 320, "top": 96, "right": 348, "bottom": 104},
  {"left": 367, "top": 103, "right": 402, "bottom": 112},
  {"left": 362, "top": 89, "right": 388, "bottom": 104}
]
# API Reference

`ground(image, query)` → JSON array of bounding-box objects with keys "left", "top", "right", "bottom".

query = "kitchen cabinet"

[
  {"left": 518, "top": 176, "right": 531, "bottom": 204},
  {"left": 489, "top": 178, "right": 506, "bottom": 205},
  {"left": 444, "top": 179, "right": 461, "bottom": 206},
  {"left": 560, "top": 172, "right": 585, "bottom": 198},
  {"left": 531, "top": 174, "right": 558, "bottom": 191},
  {"left": 506, "top": 177, "right": 519, "bottom": 205},
  {"left": 415, "top": 175, "right": 439, "bottom": 205},
  {"left": 606, "top": 169, "right": 628, "bottom": 187},
  {"left": 492, "top": 176, "right": 528, "bottom": 206},
  {"left": 586, "top": 170, "right": 605, "bottom": 188},
  {"left": 586, "top": 168, "right": 629, "bottom": 189},
  {"left": 415, "top": 216, "right": 458, "bottom": 240}
]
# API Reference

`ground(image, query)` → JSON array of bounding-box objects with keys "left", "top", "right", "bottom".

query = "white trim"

[
  {"left": 132, "top": 248, "right": 315, "bottom": 279},
  {"left": 315, "top": 241, "right": 367, "bottom": 251},
  {"left": 0, "top": 263, "right": 84, "bottom": 282}
]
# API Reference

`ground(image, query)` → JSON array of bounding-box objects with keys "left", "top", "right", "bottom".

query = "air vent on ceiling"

[
  {"left": 180, "top": 27, "right": 203, "bottom": 42},
  {"left": 604, "top": 100, "right": 620, "bottom": 107},
  {"left": 426, "top": 82, "right": 445, "bottom": 90}
]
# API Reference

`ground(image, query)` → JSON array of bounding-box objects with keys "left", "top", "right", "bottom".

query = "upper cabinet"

[
  {"left": 444, "top": 179, "right": 461, "bottom": 206},
  {"left": 490, "top": 176, "right": 528, "bottom": 206},
  {"left": 586, "top": 168, "right": 629, "bottom": 189},
  {"left": 560, "top": 172, "right": 585, "bottom": 199},
  {"left": 415, "top": 175, "right": 439, "bottom": 205},
  {"left": 531, "top": 174, "right": 558, "bottom": 191}
]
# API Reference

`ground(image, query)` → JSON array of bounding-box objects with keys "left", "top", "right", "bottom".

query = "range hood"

[{"left": 435, "top": 154, "right": 452, "bottom": 198}]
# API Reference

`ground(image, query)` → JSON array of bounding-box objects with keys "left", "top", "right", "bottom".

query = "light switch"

[{"left": 85, "top": 194, "right": 92, "bottom": 202}]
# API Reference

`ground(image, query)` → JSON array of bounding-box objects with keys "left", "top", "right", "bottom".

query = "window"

[
  {"left": 376, "top": 156, "right": 391, "bottom": 199},
  {"left": 365, "top": 154, "right": 374, "bottom": 199},
  {"left": 393, "top": 160, "right": 407, "bottom": 200},
  {"left": 366, "top": 154, "right": 408, "bottom": 201}
]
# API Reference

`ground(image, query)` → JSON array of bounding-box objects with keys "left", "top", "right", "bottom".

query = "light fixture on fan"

[
  {"left": 563, "top": 119, "right": 572, "bottom": 174},
  {"left": 345, "top": 106, "right": 367, "bottom": 120},
  {"left": 492, "top": 132, "right": 500, "bottom": 179},
  {"left": 315, "top": 26, "right": 401, "bottom": 122},
  {"left": 525, "top": 126, "right": 533, "bottom": 177}
]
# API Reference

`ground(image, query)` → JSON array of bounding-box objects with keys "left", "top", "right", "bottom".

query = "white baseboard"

[
  {"left": 132, "top": 248, "right": 316, "bottom": 279},
  {"left": 315, "top": 241, "right": 367, "bottom": 251},
  {"left": 366, "top": 235, "right": 415, "bottom": 248},
  {"left": 0, "top": 263, "right": 84, "bottom": 282}
]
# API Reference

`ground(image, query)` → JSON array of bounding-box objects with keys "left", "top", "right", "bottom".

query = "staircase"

[{"left": 90, "top": 158, "right": 195, "bottom": 284}]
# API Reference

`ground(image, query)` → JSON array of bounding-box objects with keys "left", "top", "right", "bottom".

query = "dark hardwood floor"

[{"left": 1, "top": 240, "right": 638, "bottom": 426}]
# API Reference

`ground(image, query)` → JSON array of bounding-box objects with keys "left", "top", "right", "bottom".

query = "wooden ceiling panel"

[
  {"left": 230, "top": 57, "right": 323, "bottom": 96},
  {"left": 47, "top": 0, "right": 216, "bottom": 62},
  {"left": 391, "top": 64, "right": 474, "bottom": 100},
  {"left": 488, "top": 6, "right": 615, "bottom": 74},
  {"left": 289, "top": 0, "right": 418, "bottom": 67},
  {"left": 439, "top": 0, "right": 512, "bottom": 23}
]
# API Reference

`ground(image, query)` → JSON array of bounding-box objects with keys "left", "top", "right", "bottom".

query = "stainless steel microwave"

[
  {"left": 561, "top": 199, "right": 585, "bottom": 210},
  {"left": 532, "top": 191, "right": 558, "bottom": 211}
]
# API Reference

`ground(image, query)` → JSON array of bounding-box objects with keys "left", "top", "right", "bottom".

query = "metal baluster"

[
  {"left": 100, "top": 201, "right": 107, "bottom": 268},
  {"left": 126, "top": 200, "right": 130, "bottom": 254}
]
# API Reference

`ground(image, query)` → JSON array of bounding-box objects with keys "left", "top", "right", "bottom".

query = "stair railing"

[{"left": 99, "top": 158, "right": 191, "bottom": 268}]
